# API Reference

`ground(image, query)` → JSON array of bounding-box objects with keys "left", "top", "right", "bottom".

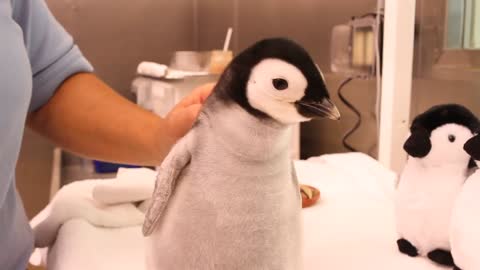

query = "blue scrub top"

[{"left": 0, "top": 0, "right": 92, "bottom": 268}]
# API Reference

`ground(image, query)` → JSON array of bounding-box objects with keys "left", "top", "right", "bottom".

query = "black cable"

[{"left": 337, "top": 77, "right": 361, "bottom": 152}]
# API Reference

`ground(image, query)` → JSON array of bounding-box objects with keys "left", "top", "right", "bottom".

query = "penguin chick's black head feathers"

[
  {"left": 404, "top": 104, "right": 480, "bottom": 158},
  {"left": 214, "top": 38, "right": 332, "bottom": 119}
]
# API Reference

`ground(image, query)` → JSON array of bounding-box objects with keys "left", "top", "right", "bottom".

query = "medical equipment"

[
  {"left": 330, "top": 4, "right": 384, "bottom": 153},
  {"left": 132, "top": 28, "right": 234, "bottom": 117}
]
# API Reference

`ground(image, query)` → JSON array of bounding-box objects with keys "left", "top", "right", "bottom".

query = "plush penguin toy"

[
  {"left": 450, "top": 133, "right": 480, "bottom": 270},
  {"left": 395, "top": 104, "right": 479, "bottom": 266},
  {"left": 143, "top": 38, "right": 340, "bottom": 270}
]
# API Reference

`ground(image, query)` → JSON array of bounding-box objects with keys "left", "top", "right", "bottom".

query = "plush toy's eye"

[
  {"left": 272, "top": 78, "right": 288, "bottom": 90},
  {"left": 448, "top": 134, "right": 456, "bottom": 143}
]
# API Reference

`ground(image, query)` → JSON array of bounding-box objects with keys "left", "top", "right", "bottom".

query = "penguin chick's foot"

[
  {"left": 397, "top": 238, "right": 418, "bottom": 257},
  {"left": 427, "top": 249, "right": 454, "bottom": 266}
]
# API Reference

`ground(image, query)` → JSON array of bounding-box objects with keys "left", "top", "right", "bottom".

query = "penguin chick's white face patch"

[
  {"left": 246, "top": 58, "right": 310, "bottom": 124},
  {"left": 422, "top": 123, "right": 473, "bottom": 166}
]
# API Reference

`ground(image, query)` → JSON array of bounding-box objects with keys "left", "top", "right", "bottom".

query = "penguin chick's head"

[
  {"left": 214, "top": 38, "right": 340, "bottom": 124},
  {"left": 404, "top": 104, "right": 479, "bottom": 166},
  {"left": 464, "top": 134, "right": 480, "bottom": 165}
]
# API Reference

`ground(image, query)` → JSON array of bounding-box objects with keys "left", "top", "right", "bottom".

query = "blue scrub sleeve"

[{"left": 12, "top": 0, "right": 94, "bottom": 112}]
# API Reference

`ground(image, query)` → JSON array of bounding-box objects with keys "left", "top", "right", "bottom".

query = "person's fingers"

[
  {"left": 192, "top": 82, "right": 215, "bottom": 104},
  {"left": 197, "top": 82, "right": 216, "bottom": 103},
  {"left": 170, "top": 104, "right": 202, "bottom": 125},
  {"left": 166, "top": 84, "right": 214, "bottom": 138},
  {"left": 166, "top": 104, "right": 203, "bottom": 139},
  {"left": 186, "top": 104, "right": 203, "bottom": 120},
  {"left": 178, "top": 83, "right": 216, "bottom": 107}
]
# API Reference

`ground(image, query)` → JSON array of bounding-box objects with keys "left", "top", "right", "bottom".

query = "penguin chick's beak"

[{"left": 295, "top": 98, "right": 341, "bottom": 120}]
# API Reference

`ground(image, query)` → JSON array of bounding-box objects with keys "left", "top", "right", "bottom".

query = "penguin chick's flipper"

[
  {"left": 142, "top": 131, "right": 195, "bottom": 236},
  {"left": 427, "top": 249, "right": 455, "bottom": 266},
  {"left": 397, "top": 238, "right": 418, "bottom": 257}
]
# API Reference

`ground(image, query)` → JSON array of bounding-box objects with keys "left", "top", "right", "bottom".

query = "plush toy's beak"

[
  {"left": 295, "top": 98, "right": 341, "bottom": 120},
  {"left": 464, "top": 135, "right": 480, "bottom": 161}
]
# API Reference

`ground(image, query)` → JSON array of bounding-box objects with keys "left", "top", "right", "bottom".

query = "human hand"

[{"left": 165, "top": 83, "right": 215, "bottom": 139}]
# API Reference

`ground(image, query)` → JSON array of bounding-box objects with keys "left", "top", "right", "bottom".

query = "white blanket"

[
  {"left": 300, "top": 154, "right": 443, "bottom": 269},
  {"left": 33, "top": 153, "right": 446, "bottom": 270},
  {"left": 92, "top": 167, "right": 156, "bottom": 207}
]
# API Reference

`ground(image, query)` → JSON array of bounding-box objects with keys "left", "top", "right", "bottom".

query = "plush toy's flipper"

[
  {"left": 427, "top": 249, "right": 454, "bottom": 266},
  {"left": 142, "top": 132, "right": 194, "bottom": 236},
  {"left": 468, "top": 157, "right": 477, "bottom": 169},
  {"left": 453, "top": 266, "right": 462, "bottom": 270},
  {"left": 403, "top": 128, "right": 431, "bottom": 158},
  {"left": 465, "top": 134, "right": 480, "bottom": 160},
  {"left": 397, "top": 238, "right": 418, "bottom": 257}
]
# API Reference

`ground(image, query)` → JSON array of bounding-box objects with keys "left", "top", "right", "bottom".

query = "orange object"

[
  {"left": 300, "top": 185, "right": 320, "bottom": 208},
  {"left": 208, "top": 50, "right": 233, "bottom": 74}
]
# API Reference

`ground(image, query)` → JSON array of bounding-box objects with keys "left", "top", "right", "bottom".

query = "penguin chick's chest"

[
  {"left": 182, "top": 153, "right": 298, "bottom": 225},
  {"left": 183, "top": 126, "right": 300, "bottom": 226},
  {"left": 148, "top": 123, "right": 301, "bottom": 269}
]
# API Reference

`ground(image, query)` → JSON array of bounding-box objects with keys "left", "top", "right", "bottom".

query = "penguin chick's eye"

[
  {"left": 448, "top": 134, "right": 456, "bottom": 143},
  {"left": 272, "top": 78, "right": 288, "bottom": 90}
]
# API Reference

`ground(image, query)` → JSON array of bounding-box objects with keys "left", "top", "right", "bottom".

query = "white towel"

[
  {"left": 136, "top": 61, "right": 208, "bottom": 80},
  {"left": 29, "top": 168, "right": 157, "bottom": 267},
  {"left": 137, "top": 62, "right": 168, "bottom": 78},
  {"left": 30, "top": 168, "right": 157, "bottom": 248},
  {"left": 30, "top": 179, "right": 146, "bottom": 248},
  {"left": 92, "top": 167, "right": 157, "bottom": 205}
]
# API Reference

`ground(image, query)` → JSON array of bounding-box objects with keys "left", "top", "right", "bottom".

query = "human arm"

[
  {"left": 27, "top": 75, "right": 213, "bottom": 165},
  {"left": 13, "top": 0, "right": 212, "bottom": 166}
]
